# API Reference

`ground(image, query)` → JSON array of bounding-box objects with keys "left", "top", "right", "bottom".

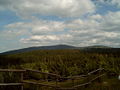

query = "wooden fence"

[
  {"left": 0, "top": 68, "right": 105, "bottom": 90},
  {"left": 0, "top": 69, "right": 26, "bottom": 90}
]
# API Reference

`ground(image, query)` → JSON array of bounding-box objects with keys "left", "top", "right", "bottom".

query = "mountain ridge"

[
  {"left": 0, "top": 44, "right": 76, "bottom": 55},
  {"left": 0, "top": 44, "right": 115, "bottom": 55}
]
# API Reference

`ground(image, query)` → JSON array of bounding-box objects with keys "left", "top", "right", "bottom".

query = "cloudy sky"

[{"left": 0, "top": 0, "right": 120, "bottom": 52}]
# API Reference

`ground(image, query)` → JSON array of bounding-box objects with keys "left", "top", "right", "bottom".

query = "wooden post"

[
  {"left": 56, "top": 76, "right": 58, "bottom": 89},
  {"left": 72, "top": 78, "right": 75, "bottom": 87},
  {"left": 20, "top": 72, "right": 24, "bottom": 90},
  {"left": 37, "top": 84, "right": 39, "bottom": 90}
]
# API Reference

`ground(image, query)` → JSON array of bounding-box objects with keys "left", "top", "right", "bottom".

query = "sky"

[{"left": 0, "top": 0, "right": 120, "bottom": 52}]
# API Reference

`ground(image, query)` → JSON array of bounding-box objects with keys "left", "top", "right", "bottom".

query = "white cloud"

[
  {"left": 0, "top": 29, "right": 31, "bottom": 52},
  {"left": 0, "top": 0, "right": 95, "bottom": 18},
  {"left": 89, "top": 14, "right": 103, "bottom": 20},
  {"left": 17, "top": 11, "right": 120, "bottom": 47},
  {"left": 0, "top": 29, "right": 29, "bottom": 40},
  {"left": 111, "top": 0, "right": 120, "bottom": 7},
  {"left": 101, "top": 11, "right": 120, "bottom": 32},
  {"left": 20, "top": 34, "right": 72, "bottom": 46},
  {"left": 24, "top": 35, "right": 60, "bottom": 41},
  {"left": 1, "top": 0, "right": 120, "bottom": 53},
  {"left": 94, "top": 0, "right": 120, "bottom": 8},
  {"left": 31, "top": 21, "right": 65, "bottom": 35},
  {"left": 0, "top": 10, "right": 120, "bottom": 52},
  {"left": 66, "top": 19, "right": 100, "bottom": 30},
  {"left": 5, "top": 20, "right": 65, "bottom": 35}
]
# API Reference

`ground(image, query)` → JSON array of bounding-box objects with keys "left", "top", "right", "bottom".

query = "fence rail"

[
  {"left": 0, "top": 83, "right": 23, "bottom": 86},
  {"left": 60, "top": 68, "right": 104, "bottom": 80},
  {"left": 23, "top": 80, "right": 60, "bottom": 88},
  {"left": 0, "top": 69, "right": 26, "bottom": 72},
  {"left": 26, "top": 69, "right": 61, "bottom": 78},
  {"left": 0, "top": 68, "right": 105, "bottom": 90},
  {"left": 73, "top": 74, "right": 105, "bottom": 88}
]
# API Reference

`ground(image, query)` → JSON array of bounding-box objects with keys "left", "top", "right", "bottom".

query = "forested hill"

[
  {"left": 0, "top": 44, "right": 120, "bottom": 55},
  {"left": 0, "top": 47, "right": 120, "bottom": 90},
  {"left": 82, "top": 47, "right": 120, "bottom": 54},
  {"left": 0, "top": 44, "right": 76, "bottom": 55}
]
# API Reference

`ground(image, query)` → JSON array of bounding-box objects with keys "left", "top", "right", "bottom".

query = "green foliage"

[
  {"left": 0, "top": 49, "right": 120, "bottom": 90},
  {"left": 0, "top": 49, "right": 120, "bottom": 75}
]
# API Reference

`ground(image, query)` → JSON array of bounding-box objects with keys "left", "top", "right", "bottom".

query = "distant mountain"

[
  {"left": 81, "top": 45, "right": 120, "bottom": 54},
  {"left": 0, "top": 44, "right": 119, "bottom": 55},
  {"left": 84, "top": 45, "right": 112, "bottom": 48},
  {"left": 0, "top": 44, "right": 77, "bottom": 55}
]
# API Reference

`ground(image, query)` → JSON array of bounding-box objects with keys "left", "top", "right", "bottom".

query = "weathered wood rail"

[
  {"left": 0, "top": 68, "right": 105, "bottom": 90},
  {"left": 0, "top": 69, "right": 26, "bottom": 90},
  {"left": 61, "top": 68, "right": 104, "bottom": 80},
  {"left": 73, "top": 74, "right": 105, "bottom": 88},
  {"left": 0, "top": 69, "right": 26, "bottom": 72}
]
